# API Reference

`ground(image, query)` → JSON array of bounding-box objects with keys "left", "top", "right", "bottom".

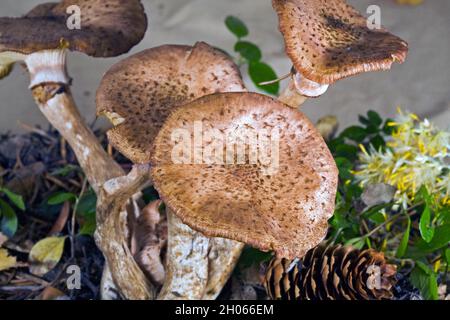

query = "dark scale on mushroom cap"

[
  {"left": 96, "top": 42, "right": 246, "bottom": 164},
  {"left": 272, "top": 0, "right": 408, "bottom": 84},
  {"left": 0, "top": 0, "right": 147, "bottom": 57},
  {"left": 150, "top": 92, "right": 338, "bottom": 259}
]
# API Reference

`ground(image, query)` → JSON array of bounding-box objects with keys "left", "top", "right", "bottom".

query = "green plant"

[
  {"left": 0, "top": 186, "right": 25, "bottom": 238},
  {"left": 47, "top": 189, "right": 97, "bottom": 237},
  {"left": 224, "top": 16, "right": 280, "bottom": 95},
  {"left": 328, "top": 109, "right": 449, "bottom": 300}
]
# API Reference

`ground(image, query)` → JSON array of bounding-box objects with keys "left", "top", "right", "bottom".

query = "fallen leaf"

[
  {"left": 396, "top": 0, "right": 423, "bottom": 5},
  {"left": 29, "top": 236, "right": 66, "bottom": 276},
  {"left": 48, "top": 201, "right": 70, "bottom": 236},
  {"left": 0, "top": 232, "right": 7, "bottom": 247},
  {"left": 361, "top": 183, "right": 396, "bottom": 207},
  {"left": 0, "top": 248, "right": 17, "bottom": 271},
  {"left": 38, "top": 286, "right": 69, "bottom": 300},
  {"left": 316, "top": 115, "right": 339, "bottom": 141}
]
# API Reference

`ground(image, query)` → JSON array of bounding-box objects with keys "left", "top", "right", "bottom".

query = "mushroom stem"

[
  {"left": 31, "top": 88, "right": 124, "bottom": 195},
  {"left": 158, "top": 209, "right": 210, "bottom": 300},
  {"left": 203, "top": 239, "right": 244, "bottom": 299},
  {"left": 278, "top": 78, "right": 308, "bottom": 108},
  {"left": 25, "top": 49, "right": 147, "bottom": 299},
  {"left": 96, "top": 164, "right": 156, "bottom": 300},
  {"left": 278, "top": 72, "right": 329, "bottom": 109},
  {"left": 26, "top": 50, "right": 124, "bottom": 194}
]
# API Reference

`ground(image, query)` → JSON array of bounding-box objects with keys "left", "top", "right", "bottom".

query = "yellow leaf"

[
  {"left": 0, "top": 232, "right": 8, "bottom": 247},
  {"left": 0, "top": 63, "right": 13, "bottom": 79},
  {"left": 29, "top": 236, "right": 66, "bottom": 276},
  {"left": 0, "top": 248, "right": 17, "bottom": 271},
  {"left": 396, "top": 0, "right": 424, "bottom": 5}
]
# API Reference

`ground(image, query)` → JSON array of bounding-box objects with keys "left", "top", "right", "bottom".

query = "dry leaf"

[
  {"left": 316, "top": 115, "right": 338, "bottom": 141},
  {"left": 0, "top": 248, "right": 17, "bottom": 271},
  {"left": 133, "top": 200, "right": 167, "bottom": 286},
  {"left": 0, "top": 232, "right": 8, "bottom": 247},
  {"left": 396, "top": 0, "right": 423, "bottom": 5},
  {"left": 48, "top": 201, "right": 70, "bottom": 236},
  {"left": 29, "top": 236, "right": 66, "bottom": 276},
  {"left": 0, "top": 63, "right": 13, "bottom": 79},
  {"left": 38, "top": 286, "right": 69, "bottom": 300}
]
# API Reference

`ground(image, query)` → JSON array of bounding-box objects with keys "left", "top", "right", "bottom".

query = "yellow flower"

[{"left": 354, "top": 109, "right": 449, "bottom": 208}]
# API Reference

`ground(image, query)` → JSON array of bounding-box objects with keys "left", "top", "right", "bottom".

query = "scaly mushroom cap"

[
  {"left": 150, "top": 92, "right": 338, "bottom": 259},
  {"left": 0, "top": 0, "right": 147, "bottom": 57},
  {"left": 96, "top": 42, "right": 246, "bottom": 164},
  {"left": 272, "top": 0, "right": 408, "bottom": 84}
]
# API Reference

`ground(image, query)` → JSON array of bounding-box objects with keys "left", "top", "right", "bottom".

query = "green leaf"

[
  {"left": 0, "top": 199, "right": 18, "bottom": 238},
  {"left": 369, "top": 134, "right": 385, "bottom": 151},
  {"left": 1, "top": 187, "right": 25, "bottom": 210},
  {"left": 382, "top": 119, "right": 395, "bottom": 135},
  {"left": 413, "top": 224, "right": 450, "bottom": 254},
  {"left": 333, "top": 144, "right": 360, "bottom": 161},
  {"left": 47, "top": 192, "right": 76, "bottom": 205},
  {"left": 367, "top": 110, "right": 383, "bottom": 127},
  {"left": 368, "top": 211, "right": 386, "bottom": 224},
  {"left": 340, "top": 126, "right": 367, "bottom": 143},
  {"left": 78, "top": 214, "right": 96, "bottom": 236},
  {"left": 445, "top": 248, "right": 450, "bottom": 265},
  {"left": 76, "top": 192, "right": 97, "bottom": 216},
  {"left": 234, "top": 41, "right": 262, "bottom": 62},
  {"left": 238, "top": 246, "right": 272, "bottom": 269},
  {"left": 358, "top": 115, "right": 370, "bottom": 126},
  {"left": 225, "top": 16, "right": 248, "bottom": 38},
  {"left": 248, "top": 61, "right": 279, "bottom": 95},
  {"left": 410, "top": 261, "right": 438, "bottom": 300},
  {"left": 334, "top": 157, "right": 353, "bottom": 181},
  {"left": 345, "top": 237, "right": 365, "bottom": 250},
  {"left": 419, "top": 204, "right": 435, "bottom": 243},
  {"left": 396, "top": 216, "right": 411, "bottom": 258},
  {"left": 51, "top": 164, "right": 79, "bottom": 177}
]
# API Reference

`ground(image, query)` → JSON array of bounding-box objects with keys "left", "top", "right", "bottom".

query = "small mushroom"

[
  {"left": 96, "top": 42, "right": 247, "bottom": 299},
  {"left": 151, "top": 92, "right": 339, "bottom": 259},
  {"left": 272, "top": 0, "right": 408, "bottom": 107}
]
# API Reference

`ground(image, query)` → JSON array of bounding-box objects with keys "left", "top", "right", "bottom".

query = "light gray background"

[{"left": 1, "top": 0, "right": 449, "bottom": 133}]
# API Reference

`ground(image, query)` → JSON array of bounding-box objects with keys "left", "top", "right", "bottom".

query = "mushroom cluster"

[{"left": 0, "top": 0, "right": 408, "bottom": 301}]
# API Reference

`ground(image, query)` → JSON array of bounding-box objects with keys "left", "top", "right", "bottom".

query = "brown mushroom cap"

[
  {"left": 96, "top": 42, "right": 246, "bottom": 164},
  {"left": 150, "top": 92, "right": 338, "bottom": 259},
  {"left": 0, "top": 0, "right": 147, "bottom": 57},
  {"left": 272, "top": 0, "right": 408, "bottom": 84}
]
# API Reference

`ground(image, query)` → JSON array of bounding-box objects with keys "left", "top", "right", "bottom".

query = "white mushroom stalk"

[
  {"left": 158, "top": 210, "right": 210, "bottom": 300},
  {"left": 278, "top": 71, "right": 329, "bottom": 109},
  {"left": 19, "top": 48, "right": 143, "bottom": 299},
  {"left": 25, "top": 49, "right": 124, "bottom": 193},
  {"left": 96, "top": 164, "right": 156, "bottom": 299}
]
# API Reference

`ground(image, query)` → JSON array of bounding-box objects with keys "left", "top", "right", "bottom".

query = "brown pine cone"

[{"left": 264, "top": 244, "right": 397, "bottom": 300}]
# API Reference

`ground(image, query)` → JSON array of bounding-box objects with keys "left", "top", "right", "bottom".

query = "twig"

[
  {"left": 71, "top": 178, "right": 88, "bottom": 259},
  {"left": 258, "top": 71, "right": 291, "bottom": 86},
  {"left": 17, "top": 121, "right": 57, "bottom": 143}
]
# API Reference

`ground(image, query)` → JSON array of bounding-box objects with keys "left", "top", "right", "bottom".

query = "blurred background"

[{"left": 1, "top": 0, "right": 449, "bottom": 132}]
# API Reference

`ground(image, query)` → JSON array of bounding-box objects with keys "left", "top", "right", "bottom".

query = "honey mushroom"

[
  {"left": 271, "top": 0, "right": 408, "bottom": 108},
  {"left": 96, "top": 42, "right": 247, "bottom": 299},
  {"left": 0, "top": 0, "right": 147, "bottom": 299},
  {"left": 151, "top": 92, "right": 338, "bottom": 261}
]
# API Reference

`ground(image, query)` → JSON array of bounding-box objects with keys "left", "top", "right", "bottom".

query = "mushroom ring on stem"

[
  {"left": 150, "top": 92, "right": 339, "bottom": 260},
  {"left": 272, "top": 0, "right": 409, "bottom": 108},
  {"left": 0, "top": 0, "right": 147, "bottom": 299},
  {"left": 96, "top": 42, "right": 247, "bottom": 299}
]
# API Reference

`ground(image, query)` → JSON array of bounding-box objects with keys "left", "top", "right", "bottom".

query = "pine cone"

[{"left": 264, "top": 244, "right": 397, "bottom": 300}]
